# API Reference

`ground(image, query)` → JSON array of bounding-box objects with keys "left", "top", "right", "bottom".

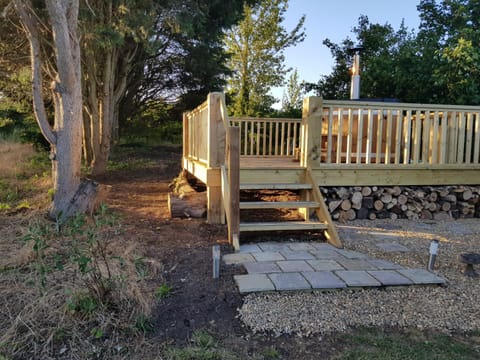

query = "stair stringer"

[{"left": 304, "top": 167, "right": 343, "bottom": 248}]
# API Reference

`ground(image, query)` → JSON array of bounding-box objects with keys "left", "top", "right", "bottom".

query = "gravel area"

[{"left": 238, "top": 219, "right": 480, "bottom": 337}]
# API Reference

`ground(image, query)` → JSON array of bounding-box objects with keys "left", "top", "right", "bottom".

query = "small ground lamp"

[{"left": 427, "top": 239, "right": 440, "bottom": 271}]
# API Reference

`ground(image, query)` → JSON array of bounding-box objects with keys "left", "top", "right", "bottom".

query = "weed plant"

[{"left": 0, "top": 205, "right": 161, "bottom": 359}]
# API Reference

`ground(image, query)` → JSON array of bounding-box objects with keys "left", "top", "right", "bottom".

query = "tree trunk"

[{"left": 15, "top": 0, "right": 101, "bottom": 220}]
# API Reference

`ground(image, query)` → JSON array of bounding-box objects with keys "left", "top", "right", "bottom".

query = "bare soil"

[{"left": 95, "top": 144, "right": 341, "bottom": 358}]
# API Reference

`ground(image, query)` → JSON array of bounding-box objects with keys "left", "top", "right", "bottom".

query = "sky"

[{"left": 272, "top": 0, "right": 422, "bottom": 102}]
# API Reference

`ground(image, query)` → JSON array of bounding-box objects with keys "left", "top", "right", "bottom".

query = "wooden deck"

[
  {"left": 182, "top": 93, "right": 480, "bottom": 249},
  {"left": 240, "top": 156, "right": 300, "bottom": 169}
]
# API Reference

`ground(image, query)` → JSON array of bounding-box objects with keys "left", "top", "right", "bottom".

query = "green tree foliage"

[
  {"left": 418, "top": 0, "right": 480, "bottom": 104},
  {"left": 313, "top": 1, "right": 480, "bottom": 105},
  {"left": 308, "top": 16, "right": 417, "bottom": 101},
  {"left": 281, "top": 68, "right": 304, "bottom": 117},
  {"left": 224, "top": 0, "right": 305, "bottom": 116}
]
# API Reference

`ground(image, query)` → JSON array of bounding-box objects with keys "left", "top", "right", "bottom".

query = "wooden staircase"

[{"left": 237, "top": 168, "right": 342, "bottom": 249}]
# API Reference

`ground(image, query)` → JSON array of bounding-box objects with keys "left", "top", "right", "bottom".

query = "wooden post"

[
  {"left": 206, "top": 93, "right": 226, "bottom": 223},
  {"left": 227, "top": 127, "right": 240, "bottom": 250},
  {"left": 182, "top": 112, "right": 189, "bottom": 163},
  {"left": 301, "top": 97, "right": 323, "bottom": 169}
]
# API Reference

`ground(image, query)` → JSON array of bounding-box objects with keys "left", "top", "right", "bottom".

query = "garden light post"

[{"left": 428, "top": 239, "right": 439, "bottom": 271}]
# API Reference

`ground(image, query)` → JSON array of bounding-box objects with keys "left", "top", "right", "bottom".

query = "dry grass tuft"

[
  {"left": 0, "top": 212, "right": 163, "bottom": 359},
  {"left": 0, "top": 142, "right": 37, "bottom": 178}
]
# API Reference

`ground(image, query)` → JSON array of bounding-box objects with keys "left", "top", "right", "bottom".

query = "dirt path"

[{"left": 96, "top": 145, "right": 339, "bottom": 358}]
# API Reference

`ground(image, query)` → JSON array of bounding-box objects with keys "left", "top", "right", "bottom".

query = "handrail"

[
  {"left": 303, "top": 98, "right": 480, "bottom": 167},
  {"left": 230, "top": 117, "right": 301, "bottom": 156}
]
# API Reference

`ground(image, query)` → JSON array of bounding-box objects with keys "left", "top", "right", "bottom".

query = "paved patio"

[{"left": 224, "top": 242, "right": 445, "bottom": 293}]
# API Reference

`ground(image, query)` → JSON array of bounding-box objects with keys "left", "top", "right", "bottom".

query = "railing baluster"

[
  {"left": 457, "top": 112, "right": 466, "bottom": 163},
  {"left": 432, "top": 111, "right": 440, "bottom": 164},
  {"left": 346, "top": 108, "right": 353, "bottom": 164},
  {"left": 375, "top": 109, "right": 384, "bottom": 164},
  {"left": 355, "top": 109, "right": 363, "bottom": 164},
  {"left": 366, "top": 109, "right": 374, "bottom": 164},
  {"left": 327, "top": 109, "right": 333, "bottom": 164},
  {"left": 336, "top": 108, "right": 343, "bottom": 164},
  {"left": 465, "top": 112, "right": 473, "bottom": 164},
  {"left": 394, "top": 110, "right": 402, "bottom": 164},
  {"left": 474, "top": 112, "right": 480, "bottom": 164},
  {"left": 403, "top": 110, "right": 412, "bottom": 164},
  {"left": 385, "top": 109, "right": 393, "bottom": 165},
  {"left": 422, "top": 110, "right": 431, "bottom": 164}
]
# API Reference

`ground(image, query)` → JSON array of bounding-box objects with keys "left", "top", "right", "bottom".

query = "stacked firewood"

[{"left": 321, "top": 185, "right": 480, "bottom": 221}]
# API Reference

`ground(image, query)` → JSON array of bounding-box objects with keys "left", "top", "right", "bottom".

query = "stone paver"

[
  {"left": 223, "top": 253, "right": 255, "bottom": 265},
  {"left": 280, "top": 250, "right": 316, "bottom": 260},
  {"left": 368, "top": 270, "right": 413, "bottom": 285},
  {"left": 309, "top": 250, "right": 346, "bottom": 260},
  {"left": 288, "top": 242, "right": 315, "bottom": 251},
  {"left": 268, "top": 272, "right": 311, "bottom": 291},
  {"left": 225, "top": 241, "right": 446, "bottom": 293},
  {"left": 302, "top": 271, "right": 347, "bottom": 289},
  {"left": 311, "top": 243, "right": 339, "bottom": 251},
  {"left": 397, "top": 269, "right": 446, "bottom": 284},
  {"left": 335, "top": 270, "right": 382, "bottom": 287},
  {"left": 276, "top": 260, "right": 314, "bottom": 272},
  {"left": 307, "top": 259, "right": 344, "bottom": 271},
  {"left": 239, "top": 244, "right": 262, "bottom": 253},
  {"left": 244, "top": 261, "right": 282, "bottom": 274},
  {"left": 234, "top": 274, "right": 275, "bottom": 293},
  {"left": 252, "top": 251, "right": 285, "bottom": 262},
  {"left": 336, "top": 249, "right": 371, "bottom": 259},
  {"left": 367, "top": 259, "right": 404, "bottom": 270},
  {"left": 376, "top": 242, "right": 411, "bottom": 253},
  {"left": 258, "top": 243, "right": 290, "bottom": 252},
  {"left": 337, "top": 259, "right": 378, "bottom": 271}
]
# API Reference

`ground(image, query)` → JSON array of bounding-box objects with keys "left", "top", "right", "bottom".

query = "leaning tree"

[{"left": 13, "top": 0, "right": 102, "bottom": 220}]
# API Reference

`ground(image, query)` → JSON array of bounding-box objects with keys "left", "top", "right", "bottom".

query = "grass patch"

[
  {"left": 164, "top": 330, "right": 238, "bottom": 360},
  {"left": 340, "top": 327, "right": 480, "bottom": 360}
]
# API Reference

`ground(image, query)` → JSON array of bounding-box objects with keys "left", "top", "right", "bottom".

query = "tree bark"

[{"left": 15, "top": 0, "right": 100, "bottom": 220}]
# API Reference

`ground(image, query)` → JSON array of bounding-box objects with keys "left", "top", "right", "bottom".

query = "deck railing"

[
  {"left": 230, "top": 117, "right": 301, "bottom": 157},
  {"left": 183, "top": 100, "right": 209, "bottom": 164},
  {"left": 301, "top": 98, "right": 480, "bottom": 167}
]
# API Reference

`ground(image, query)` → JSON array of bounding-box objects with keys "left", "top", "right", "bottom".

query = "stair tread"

[
  {"left": 240, "top": 201, "right": 319, "bottom": 209},
  {"left": 240, "top": 183, "right": 312, "bottom": 190},
  {"left": 240, "top": 221, "right": 328, "bottom": 232}
]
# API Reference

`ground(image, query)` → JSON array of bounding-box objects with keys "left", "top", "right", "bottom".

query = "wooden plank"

[
  {"left": 280, "top": 122, "right": 285, "bottom": 155},
  {"left": 262, "top": 121, "right": 267, "bottom": 155},
  {"left": 375, "top": 109, "right": 384, "bottom": 164},
  {"left": 312, "top": 165, "right": 480, "bottom": 186},
  {"left": 227, "top": 126, "right": 240, "bottom": 249},
  {"left": 305, "top": 169, "right": 342, "bottom": 248},
  {"left": 356, "top": 108, "right": 364, "bottom": 164},
  {"left": 440, "top": 111, "right": 449, "bottom": 164},
  {"left": 268, "top": 120, "right": 273, "bottom": 155},
  {"left": 327, "top": 110, "right": 333, "bottom": 163},
  {"left": 256, "top": 121, "right": 260, "bottom": 155},
  {"left": 413, "top": 110, "right": 422, "bottom": 164},
  {"left": 448, "top": 111, "right": 458, "bottom": 163},
  {"left": 366, "top": 109, "right": 374, "bottom": 164},
  {"left": 431, "top": 111, "right": 439, "bottom": 164},
  {"left": 239, "top": 201, "right": 320, "bottom": 209},
  {"left": 286, "top": 122, "right": 292, "bottom": 156},
  {"left": 457, "top": 112, "right": 466, "bottom": 163},
  {"left": 385, "top": 109, "right": 393, "bottom": 164},
  {"left": 249, "top": 120, "right": 254, "bottom": 156},
  {"left": 243, "top": 120, "right": 248, "bottom": 155},
  {"left": 403, "top": 111, "right": 412, "bottom": 164},
  {"left": 474, "top": 112, "right": 480, "bottom": 164},
  {"left": 421, "top": 110, "right": 431, "bottom": 163},
  {"left": 240, "top": 183, "right": 312, "bottom": 190},
  {"left": 336, "top": 108, "right": 344, "bottom": 164},
  {"left": 301, "top": 97, "right": 323, "bottom": 168},
  {"left": 465, "top": 112, "right": 473, "bottom": 163},
  {"left": 346, "top": 108, "right": 353, "bottom": 164},
  {"left": 293, "top": 122, "right": 298, "bottom": 155},
  {"left": 240, "top": 221, "right": 328, "bottom": 232},
  {"left": 395, "top": 110, "right": 402, "bottom": 164},
  {"left": 240, "top": 169, "right": 305, "bottom": 184},
  {"left": 275, "top": 121, "right": 279, "bottom": 155}
]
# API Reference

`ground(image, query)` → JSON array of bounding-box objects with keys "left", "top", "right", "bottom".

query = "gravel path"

[{"left": 238, "top": 219, "right": 480, "bottom": 337}]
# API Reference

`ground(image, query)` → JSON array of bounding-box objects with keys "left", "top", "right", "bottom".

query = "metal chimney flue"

[{"left": 349, "top": 47, "right": 363, "bottom": 100}]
